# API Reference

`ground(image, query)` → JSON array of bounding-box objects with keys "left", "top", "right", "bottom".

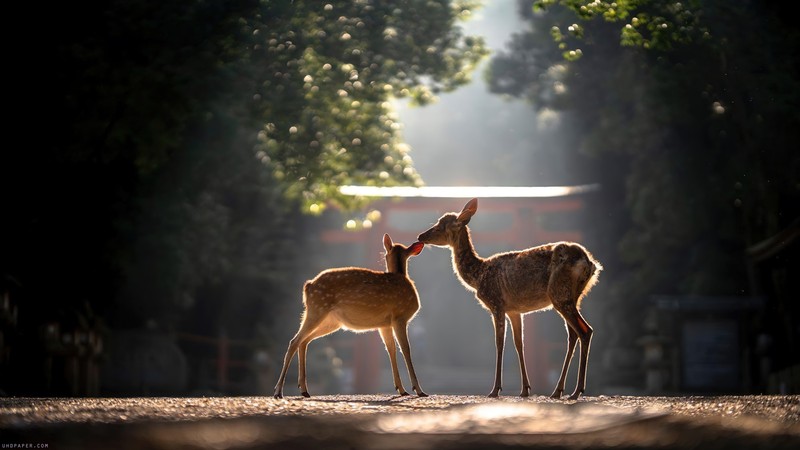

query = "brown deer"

[
  {"left": 417, "top": 198, "right": 601, "bottom": 400},
  {"left": 273, "top": 234, "right": 427, "bottom": 398}
]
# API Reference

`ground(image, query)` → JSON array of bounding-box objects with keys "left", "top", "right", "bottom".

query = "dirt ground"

[{"left": 1, "top": 394, "right": 798, "bottom": 449}]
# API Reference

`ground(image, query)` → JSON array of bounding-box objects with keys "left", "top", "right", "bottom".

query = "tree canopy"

[
  {"left": 1, "top": 0, "right": 488, "bottom": 394},
  {"left": 487, "top": 0, "right": 800, "bottom": 367},
  {"left": 251, "top": 1, "right": 488, "bottom": 213}
]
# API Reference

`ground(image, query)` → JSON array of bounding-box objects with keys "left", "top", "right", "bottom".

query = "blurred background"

[{"left": 1, "top": 0, "right": 797, "bottom": 398}]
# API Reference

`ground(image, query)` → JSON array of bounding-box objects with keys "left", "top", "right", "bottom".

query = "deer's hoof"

[
  {"left": 487, "top": 388, "right": 501, "bottom": 398},
  {"left": 301, "top": 391, "right": 311, "bottom": 398},
  {"left": 399, "top": 391, "right": 410, "bottom": 396},
  {"left": 567, "top": 392, "right": 582, "bottom": 401},
  {"left": 549, "top": 389, "right": 563, "bottom": 399},
  {"left": 273, "top": 393, "right": 283, "bottom": 399},
  {"left": 416, "top": 391, "right": 429, "bottom": 398},
  {"left": 520, "top": 388, "right": 531, "bottom": 398}
]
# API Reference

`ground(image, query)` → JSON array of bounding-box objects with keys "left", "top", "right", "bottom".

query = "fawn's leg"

[
  {"left": 393, "top": 321, "right": 428, "bottom": 397},
  {"left": 550, "top": 323, "right": 578, "bottom": 399},
  {"left": 274, "top": 309, "right": 327, "bottom": 398},
  {"left": 379, "top": 326, "right": 408, "bottom": 395},
  {"left": 274, "top": 336, "right": 299, "bottom": 399},
  {"left": 297, "top": 317, "right": 340, "bottom": 397},
  {"left": 488, "top": 311, "right": 506, "bottom": 398},
  {"left": 507, "top": 313, "right": 531, "bottom": 397}
]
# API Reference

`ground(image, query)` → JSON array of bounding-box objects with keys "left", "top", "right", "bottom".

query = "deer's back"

[
  {"left": 484, "top": 244, "right": 555, "bottom": 313},
  {"left": 304, "top": 267, "right": 420, "bottom": 329},
  {"left": 480, "top": 242, "right": 600, "bottom": 313}
]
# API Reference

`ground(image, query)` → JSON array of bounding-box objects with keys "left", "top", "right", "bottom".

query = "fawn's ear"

[
  {"left": 408, "top": 242, "right": 424, "bottom": 256},
  {"left": 383, "top": 233, "right": 393, "bottom": 252},
  {"left": 457, "top": 198, "right": 478, "bottom": 225}
]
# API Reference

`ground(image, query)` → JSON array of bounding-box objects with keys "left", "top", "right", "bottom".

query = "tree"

[
  {"left": 516, "top": 0, "right": 800, "bottom": 292},
  {"left": 2, "top": 1, "right": 488, "bottom": 393},
  {"left": 250, "top": 1, "right": 488, "bottom": 212},
  {"left": 487, "top": 0, "right": 800, "bottom": 386}
]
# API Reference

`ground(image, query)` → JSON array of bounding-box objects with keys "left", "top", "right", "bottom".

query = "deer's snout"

[
  {"left": 417, "top": 231, "right": 430, "bottom": 243},
  {"left": 417, "top": 229, "right": 444, "bottom": 246},
  {"left": 417, "top": 224, "right": 451, "bottom": 246}
]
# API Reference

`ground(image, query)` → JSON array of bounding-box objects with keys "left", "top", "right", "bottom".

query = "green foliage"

[
  {"left": 45, "top": 1, "right": 256, "bottom": 172},
  {"left": 534, "top": 0, "right": 707, "bottom": 54},
  {"left": 115, "top": 121, "right": 304, "bottom": 332},
  {"left": 3, "top": 0, "right": 487, "bottom": 348},
  {"left": 488, "top": 0, "right": 800, "bottom": 349},
  {"left": 249, "top": 1, "right": 488, "bottom": 212}
]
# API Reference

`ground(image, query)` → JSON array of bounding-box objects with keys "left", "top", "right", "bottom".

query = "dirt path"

[{"left": 1, "top": 395, "right": 798, "bottom": 449}]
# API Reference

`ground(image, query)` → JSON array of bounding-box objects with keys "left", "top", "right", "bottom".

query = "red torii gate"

[{"left": 320, "top": 185, "right": 598, "bottom": 394}]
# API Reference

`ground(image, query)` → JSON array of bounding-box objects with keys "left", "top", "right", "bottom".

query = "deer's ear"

[
  {"left": 457, "top": 198, "right": 478, "bottom": 225},
  {"left": 408, "top": 242, "right": 424, "bottom": 256},
  {"left": 383, "top": 233, "right": 393, "bottom": 252}
]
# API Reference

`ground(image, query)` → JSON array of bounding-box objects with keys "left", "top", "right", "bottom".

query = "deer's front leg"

[
  {"left": 379, "top": 326, "right": 408, "bottom": 396},
  {"left": 508, "top": 312, "right": 531, "bottom": 397},
  {"left": 488, "top": 310, "right": 506, "bottom": 397},
  {"left": 393, "top": 321, "right": 427, "bottom": 397}
]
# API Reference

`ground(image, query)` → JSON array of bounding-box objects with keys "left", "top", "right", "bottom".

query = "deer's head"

[
  {"left": 383, "top": 233, "right": 424, "bottom": 274},
  {"left": 417, "top": 198, "right": 478, "bottom": 247}
]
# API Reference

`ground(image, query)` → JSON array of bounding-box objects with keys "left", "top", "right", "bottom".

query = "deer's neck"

[
  {"left": 386, "top": 251, "right": 407, "bottom": 276},
  {"left": 451, "top": 226, "right": 484, "bottom": 289}
]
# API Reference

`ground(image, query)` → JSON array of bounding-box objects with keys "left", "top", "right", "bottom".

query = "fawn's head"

[
  {"left": 417, "top": 198, "right": 478, "bottom": 247},
  {"left": 383, "top": 233, "right": 424, "bottom": 274}
]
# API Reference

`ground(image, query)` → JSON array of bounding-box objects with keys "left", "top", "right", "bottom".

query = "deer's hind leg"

[
  {"left": 552, "top": 304, "right": 593, "bottom": 400},
  {"left": 550, "top": 322, "right": 578, "bottom": 399},
  {"left": 548, "top": 265, "right": 593, "bottom": 400},
  {"left": 297, "top": 315, "right": 341, "bottom": 397},
  {"left": 274, "top": 308, "right": 333, "bottom": 399}
]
